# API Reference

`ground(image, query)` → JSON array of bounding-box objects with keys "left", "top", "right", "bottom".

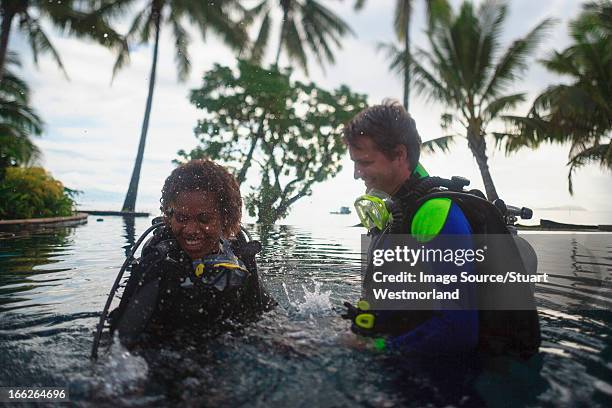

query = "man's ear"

[{"left": 394, "top": 145, "right": 408, "bottom": 162}]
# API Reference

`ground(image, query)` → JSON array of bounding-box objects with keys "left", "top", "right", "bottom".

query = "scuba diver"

[
  {"left": 91, "top": 159, "right": 275, "bottom": 358},
  {"left": 341, "top": 100, "right": 541, "bottom": 359}
]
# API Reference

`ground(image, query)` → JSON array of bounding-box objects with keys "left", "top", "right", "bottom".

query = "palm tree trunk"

[
  {"left": 121, "top": 7, "right": 162, "bottom": 212},
  {"left": 0, "top": 5, "right": 16, "bottom": 83},
  {"left": 403, "top": 5, "right": 411, "bottom": 112},
  {"left": 467, "top": 129, "right": 499, "bottom": 201}
]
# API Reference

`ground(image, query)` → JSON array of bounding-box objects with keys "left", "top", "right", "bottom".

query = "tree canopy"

[
  {"left": 243, "top": 0, "right": 354, "bottom": 75},
  {"left": 179, "top": 59, "right": 367, "bottom": 225},
  {"left": 0, "top": 52, "right": 43, "bottom": 178},
  {"left": 408, "top": 0, "right": 552, "bottom": 200},
  {"left": 504, "top": 0, "right": 611, "bottom": 194},
  {"left": 0, "top": 0, "right": 124, "bottom": 81}
]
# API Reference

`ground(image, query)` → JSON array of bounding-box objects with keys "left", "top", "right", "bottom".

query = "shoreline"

[{"left": 0, "top": 212, "right": 88, "bottom": 232}]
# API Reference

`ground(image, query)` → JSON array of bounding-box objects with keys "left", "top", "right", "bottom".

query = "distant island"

[{"left": 534, "top": 205, "right": 588, "bottom": 211}]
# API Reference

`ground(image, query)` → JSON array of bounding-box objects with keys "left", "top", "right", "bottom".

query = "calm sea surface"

[{"left": 0, "top": 216, "right": 611, "bottom": 407}]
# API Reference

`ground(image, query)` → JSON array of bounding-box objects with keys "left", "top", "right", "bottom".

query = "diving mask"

[{"left": 354, "top": 190, "right": 393, "bottom": 231}]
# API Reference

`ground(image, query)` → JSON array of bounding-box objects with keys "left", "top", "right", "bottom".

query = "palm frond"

[
  {"left": 249, "top": 9, "right": 271, "bottom": 63},
  {"left": 421, "top": 135, "right": 456, "bottom": 154},
  {"left": 353, "top": 0, "right": 367, "bottom": 11},
  {"left": 19, "top": 14, "right": 68, "bottom": 78},
  {"left": 376, "top": 41, "right": 404, "bottom": 75},
  {"left": 168, "top": 14, "right": 191, "bottom": 81},
  {"left": 539, "top": 49, "right": 582, "bottom": 77},
  {"left": 0, "top": 72, "right": 29, "bottom": 104},
  {"left": 481, "top": 17, "right": 554, "bottom": 100},
  {"left": 426, "top": 0, "right": 452, "bottom": 27},
  {"left": 470, "top": 0, "right": 506, "bottom": 95},
  {"left": 394, "top": 0, "right": 412, "bottom": 41},
  {"left": 0, "top": 131, "right": 42, "bottom": 166},
  {"left": 567, "top": 141, "right": 612, "bottom": 194},
  {"left": 40, "top": 0, "right": 125, "bottom": 48},
  {"left": 482, "top": 92, "right": 526, "bottom": 122},
  {"left": 111, "top": 5, "right": 154, "bottom": 79},
  {"left": 0, "top": 54, "right": 44, "bottom": 167},
  {"left": 251, "top": 0, "right": 354, "bottom": 75},
  {"left": 190, "top": 0, "right": 248, "bottom": 51},
  {"left": 298, "top": 0, "right": 353, "bottom": 70},
  {"left": 0, "top": 101, "right": 44, "bottom": 134},
  {"left": 283, "top": 17, "right": 309, "bottom": 75},
  {"left": 410, "top": 48, "right": 455, "bottom": 105}
]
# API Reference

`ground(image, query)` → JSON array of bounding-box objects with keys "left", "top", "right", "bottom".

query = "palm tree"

[
  {"left": 244, "top": 0, "right": 354, "bottom": 74},
  {"left": 96, "top": 0, "right": 248, "bottom": 212},
  {"left": 408, "top": 0, "right": 552, "bottom": 201},
  {"left": 505, "top": 1, "right": 611, "bottom": 194},
  {"left": 0, "top": 0, "right": 124, "bottom": 82},
  {"left": 0, "top": 52, "right": 43, "bottom": 177},
  {"left": 376, "top": 0, "right": 450, "bottom": 111}
]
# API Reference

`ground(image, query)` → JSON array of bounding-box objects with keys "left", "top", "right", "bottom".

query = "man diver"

[
  {"left": 341, "top": 100, "right": 540, "bottom": 359},
  {"left": 109, "top": 159, "right": 275, "bottom": 346}
]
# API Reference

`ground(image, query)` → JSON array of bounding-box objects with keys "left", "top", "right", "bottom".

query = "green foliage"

[
  {"left": 0, "top": 0, "right": 125, "bottom": 77},
  {"left": 406, "top": 0, "right": 552, "bottom": 200},
  {"left": 376, "top": 0, "right": 451, "bottom": 109},
  {"left": 99, "top": 0, "right": 248, "bottom": 80},
  {"left": 504, "top": 1, "right": 612, "bottom": 194},
  {"left": 0, "top": 52, "right": 43, "bottom": 175},
  {"left": 180, "top": 59, "right": 367, "bottom": 225},
  {"left": 0, "top": 167, "right": 76, "bottom": 219},
  {"left": 243, "top": 0, "right": 354, "bottom": 74}
]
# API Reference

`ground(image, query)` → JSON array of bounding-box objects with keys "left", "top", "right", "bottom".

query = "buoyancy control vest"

[
  {"left": 109, "top": 225, "right": 275, "bottom": 344},
  {"left": 371, "top": 174, "right": 541, "bottom": 359}
]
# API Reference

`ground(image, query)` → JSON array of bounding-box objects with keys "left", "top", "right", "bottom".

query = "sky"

[{"left": 14, "top": 0, "right": 612, "bottom": 226}]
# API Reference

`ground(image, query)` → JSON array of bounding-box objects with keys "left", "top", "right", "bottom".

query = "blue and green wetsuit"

[{"left": 376, "top": 165, "right": 479, "bottom": 355}]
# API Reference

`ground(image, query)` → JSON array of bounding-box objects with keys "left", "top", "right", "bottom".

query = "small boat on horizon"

[{"left": 330, "top": 206, "right": 351, "bottom": 215}]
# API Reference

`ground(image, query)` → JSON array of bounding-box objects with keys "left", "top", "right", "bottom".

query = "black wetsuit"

[{"left": 109, "top": 227, "right": 275, "bottom": 344}]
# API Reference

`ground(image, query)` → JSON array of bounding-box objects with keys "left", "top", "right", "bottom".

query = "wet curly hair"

[{"left": 160, "top": 159, "right": 242, "bottom": 237}]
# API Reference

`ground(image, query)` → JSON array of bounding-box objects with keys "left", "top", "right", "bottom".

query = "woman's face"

[{"left": 167, "top": 190, "right": 223, "bottom": 259}]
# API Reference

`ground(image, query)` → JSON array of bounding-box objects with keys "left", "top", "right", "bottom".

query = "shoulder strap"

[
  {"left": 393, "top": 175, "right": 502, "bottom": 235},
  {"left": 391, "top": 176, "right": 470, "bottom": 233}
]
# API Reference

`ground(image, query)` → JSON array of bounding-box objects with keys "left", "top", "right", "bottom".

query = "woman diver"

[{"left": 105, "top": 159, "right": 275, "bottom": 348}]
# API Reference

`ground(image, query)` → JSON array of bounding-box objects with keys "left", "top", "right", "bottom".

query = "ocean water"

[{"left": 0, "top": 217, "right": 610, "bottom": 407}]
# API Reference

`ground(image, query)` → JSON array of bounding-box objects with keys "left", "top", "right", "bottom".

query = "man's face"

[
  {"left": 167, "top": 190, "right": 223, "bottom": 260},
  {"left": 348, "top": 136, "right": 410, "bottom": 194}
]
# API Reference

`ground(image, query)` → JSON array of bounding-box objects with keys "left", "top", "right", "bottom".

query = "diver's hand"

[
  {"left": 341, "top": 300, "right": 377, "bottom": 337},
  {"left": 341, "top": 301, "right": 358, "bottom": 320},
  {"left": 338, "top": 332, "right": 371, "bottom": 350}
]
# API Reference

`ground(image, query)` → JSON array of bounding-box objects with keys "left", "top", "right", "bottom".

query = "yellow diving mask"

[{"left": 354, "top": 190, "right": 393, "bottom": 231}]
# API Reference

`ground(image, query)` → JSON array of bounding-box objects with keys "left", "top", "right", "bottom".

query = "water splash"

[
  {"left": 96, "top": 334, "right": 149, "bottom": 397},
  {"left": 283, "top": 280, "right": 333, "bottom": 317}
]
